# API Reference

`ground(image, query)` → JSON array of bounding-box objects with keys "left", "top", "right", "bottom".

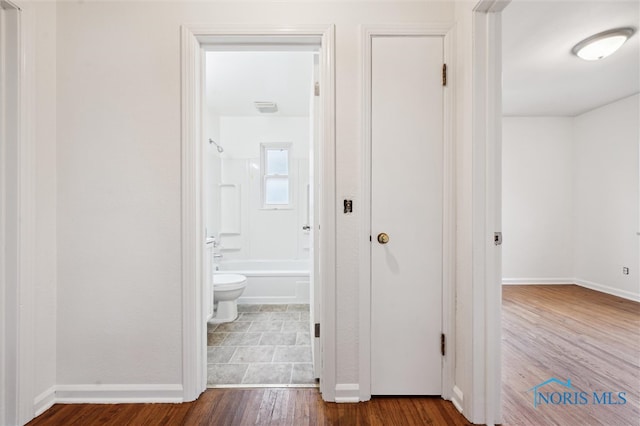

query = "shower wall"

[
  {"left": 205, "top": 105, "right": 222, "bottom": 239},
  {"left": 205, "top": 115, "right": 311, "bottom": 261}
]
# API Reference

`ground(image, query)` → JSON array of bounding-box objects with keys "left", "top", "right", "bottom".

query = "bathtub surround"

[
  {"left": 207, "top": 304, "right": 314, "bottom": 386},
  {"left": 217, "top": 260, "right": 310, "bottom": 304},
  {"left": 204, "top": 104, "right": 222, "bottom": 241},
  {"left": 205, "top": 116, "right": 311, "bottom": 261}
]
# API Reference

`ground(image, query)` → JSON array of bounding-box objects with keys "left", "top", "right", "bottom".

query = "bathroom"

[{"left": 203, "top": 49, "right": 318, "bottom": 387}]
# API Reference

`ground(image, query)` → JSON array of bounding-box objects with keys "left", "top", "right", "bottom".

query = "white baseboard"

[
  {"left": 502, "top": 277, "right": 640, "bottom": 302},
  {"left": 451, "top": 386, "right": 464, "bottom": 414},
  {"left": 55, "top": 384, "right": 184, "bottom": 404},
  {"left": 574, "top": 278, "right": 640, "bottom": 303},
  {"left": 34, "top": 386, "right": 56, "bottom": 417},
  {"left": 335, "top": 384, "right": 360, "bottom": 403},
  {"left": 502, "top": 278, "right": 574, "bottom": 285}
]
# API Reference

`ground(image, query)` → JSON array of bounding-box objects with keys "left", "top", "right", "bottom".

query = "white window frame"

[{"left": 261, "top": 142, "right": 293, "bottom": 209}]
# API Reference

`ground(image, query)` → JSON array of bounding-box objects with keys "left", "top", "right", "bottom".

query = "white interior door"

[{"left": 370, "top": 35, "right": 444, "bottom": 395}]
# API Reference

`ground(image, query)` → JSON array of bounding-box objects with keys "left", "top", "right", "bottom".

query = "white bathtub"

[{"left": 215, "top": 259, "right": 310, "bottom": 304}]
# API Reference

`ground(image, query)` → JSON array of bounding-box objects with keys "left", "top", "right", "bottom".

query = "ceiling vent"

[{"left": 254, "top": 101, "right": 278, "bottom": 113}]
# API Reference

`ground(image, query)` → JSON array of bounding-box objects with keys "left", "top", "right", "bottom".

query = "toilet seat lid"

[{"left": 214, "top": 273, "right": 247, "bottom": 286}]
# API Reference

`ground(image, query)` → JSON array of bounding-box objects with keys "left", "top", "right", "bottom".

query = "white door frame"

[
  {"left": 180, "top": 24, "right": 337, "bottom": 402},
  {"left": 1, "top": 0, "right": 36, "bottom": 424},
  {"left": 468, "top": 1, "right": 507, "bottom": 424},
  {"left": 360, "top": 23, "right": 456, "bottom": 402}
]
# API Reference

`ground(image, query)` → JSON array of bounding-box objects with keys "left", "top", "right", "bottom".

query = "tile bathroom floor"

[{"left": 207, "top": 304, "right": 317, "bottom": 387}]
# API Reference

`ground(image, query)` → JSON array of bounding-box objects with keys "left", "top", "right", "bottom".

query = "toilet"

[{"left": 210, "top": 273, "right": 247, "bottom": 324}]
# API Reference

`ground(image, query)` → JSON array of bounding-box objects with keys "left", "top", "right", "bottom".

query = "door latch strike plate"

[
  {"left": 344, "top": 199, "right": 353, "bottom": 214},
  {"left": 494, "top": 232, "right": 502, "bottom": 246}
]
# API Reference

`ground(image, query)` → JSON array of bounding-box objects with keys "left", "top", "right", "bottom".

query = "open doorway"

[
  {"left": 501, "top": 1, "right": 640, "bottom": 424},
  {"left": 180, "top": 24, "right": 336, "bottom": 403},
  {"left": 202, "top": 48, "right": 320, "bottom": 387}
]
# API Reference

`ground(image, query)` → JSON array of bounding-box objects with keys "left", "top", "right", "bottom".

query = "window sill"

[{"left": 260, "top": 206, "right": 294, "bottom": 211}]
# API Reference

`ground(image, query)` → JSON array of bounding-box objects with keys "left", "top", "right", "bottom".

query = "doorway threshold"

[{"left": 207, "top": 383, "right": 319, "bottom": 389}]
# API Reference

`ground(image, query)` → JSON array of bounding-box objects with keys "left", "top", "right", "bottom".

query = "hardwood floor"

[
  {"left": 502, "top": 285, "right": 640, "bottom": 426},
  {"left": 27, "top": 284, "right": 640, "bottom": 425},
  {"left": 27, "top": 389, "right": 470, "bottom": 425}
]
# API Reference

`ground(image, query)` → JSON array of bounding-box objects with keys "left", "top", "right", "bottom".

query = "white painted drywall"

[
  {"left": 54, "top": 0, "right": 455, "bottom": 397},
  {"left": 502, "top": 117, "right": 574, "bottom": 282},
  {"left": 56, "top": 1, "right": 184, "bottom": 385},
  {"left": 216, "top": 117, "right": 310, "bottom": 260},
  {"left": 33, "top": 0, "right": 58, "bottom": 405},
  {"left": 502, "top": 95, "right": 640, "bottom": 301},
  {"left": 573, "top": 94, "right": 640, "bottom": 300}
]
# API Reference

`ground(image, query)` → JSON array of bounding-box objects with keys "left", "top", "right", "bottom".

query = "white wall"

[
  {"left": 573, "top": 94, "right": 639, "bottom": 300},
  {"left": 502, "top": 95, "right": 640, "bottom": 301},
  {"left": 56, "top": 2, "right": 183, "bottom": 386},
  {"left": 33, "top": 0, "right": 58, "bottom": 410},
  {"left": 502, "top": 117, "right": 573, "bottom": 282},
  {"left": 54, "top": 0, "right": 456, "bottom": 403}
]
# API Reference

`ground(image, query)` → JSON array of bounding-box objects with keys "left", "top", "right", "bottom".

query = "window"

[{"left": 261, "top": 143, "right": 292, "bottom": 208}]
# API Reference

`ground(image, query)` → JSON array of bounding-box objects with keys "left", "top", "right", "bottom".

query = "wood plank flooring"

[
  {"left": 502, "top": 285, "right": 640, "bottom": 426},
  {"left": 27, "top": 284, "right": 640, "bottom": 425},
  {"left": 27, "top": 389, "right": 470, "bottom": 425}
]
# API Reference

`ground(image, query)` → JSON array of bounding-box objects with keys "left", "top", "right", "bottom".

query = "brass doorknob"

[{"left": 377, "top": 233, "right": 389, "bottom": 244}]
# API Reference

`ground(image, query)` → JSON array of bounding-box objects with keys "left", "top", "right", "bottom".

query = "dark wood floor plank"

[
  {"left": 27, "top": 389, "right": 468, "bottom": 425},
  {"left": 29, "top": 284, "right": 636, "bottom": 425}
]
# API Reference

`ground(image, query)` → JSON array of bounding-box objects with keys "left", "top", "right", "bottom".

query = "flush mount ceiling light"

[
  {"left": 572, "top": 27, "right": 635, "bottom": 61},
  {"left": 254, "top": 101, "right": 278, "bottom": 113}
]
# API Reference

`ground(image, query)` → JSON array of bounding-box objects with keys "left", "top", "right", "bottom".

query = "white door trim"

[
  {"left": 469, "top": 1, "right": 507, "bottom": 424},
  {"left": 1, "top": 0, "right": 37, "bottom": 424},
  {"left": 360, "top": 23, "right": 455, "bottom": 402},
  {"left": 180, "top": 23, "right": 337, "bottom": 402}
]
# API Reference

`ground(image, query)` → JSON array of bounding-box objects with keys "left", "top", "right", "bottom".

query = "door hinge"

[
  {"left": 494, "top": 232, "right": 503, "bottom": 246},
  {"left": 314, "top": 82, "right": 320, "bottom": 96},
  {"left": 315, "top": 323, "right": 320, "bottom": 338},
  {"left": 442, "top": 63, "right": 447, "bottom": 86},
  {"left": 441, "top": 333, "right": 446, "bottom": 356}
]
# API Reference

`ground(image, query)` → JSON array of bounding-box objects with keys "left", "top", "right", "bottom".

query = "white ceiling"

[
  {"left": 205, "top": 51, "right": 315, "bottom": 117},
  {"left": 502, "top": 0, "right": 639, "bottom": 117}
]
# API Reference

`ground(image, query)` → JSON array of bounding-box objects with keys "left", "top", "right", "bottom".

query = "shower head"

[{"left": 209, "top": 138, "right": 224, "bottom": 153}]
